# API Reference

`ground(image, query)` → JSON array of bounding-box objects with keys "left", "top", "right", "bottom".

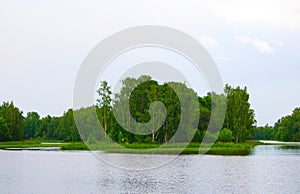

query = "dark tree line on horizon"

[{"left": 0, "top": 75, "right": 299, "bottom": 143}]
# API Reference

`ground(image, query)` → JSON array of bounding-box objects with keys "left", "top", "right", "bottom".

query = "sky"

[{"left": 0, "top": 0, "right": 300, "bottom": 126}]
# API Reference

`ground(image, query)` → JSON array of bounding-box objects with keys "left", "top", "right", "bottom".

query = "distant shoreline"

[{"left": 259, "top": 140, "right": 300, "bottom": 146}]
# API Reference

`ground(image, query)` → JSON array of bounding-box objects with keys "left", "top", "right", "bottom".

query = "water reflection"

[{"left": 0, "top": 145, "right": 299, "bottom": 193}]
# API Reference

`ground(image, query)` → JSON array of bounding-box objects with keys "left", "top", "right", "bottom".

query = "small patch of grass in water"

[{"left": 60, "top": 142, "right": 88, "bottom": 150}]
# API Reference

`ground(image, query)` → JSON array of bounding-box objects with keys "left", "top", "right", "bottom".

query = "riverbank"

[{"left": 0, "top": 140, "right": 261, "bottom": 155}]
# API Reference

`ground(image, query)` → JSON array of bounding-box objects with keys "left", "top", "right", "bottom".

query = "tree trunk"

[
  {"left": 235, "top": 130, "right": 239, "bottom": 143},
  {"left": 152, "top": 114, "right": 155, "bottom": 143},
  {"left": 152, "top": 131, "right": 155, "bottom": 143},
  {"left": 104, "top": 107, "right": 107, "bottom": 139}
]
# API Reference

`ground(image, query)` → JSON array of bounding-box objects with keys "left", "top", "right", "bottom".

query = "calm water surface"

[{"left": 0, "top": 145, "right": 299, "bottom": 193}]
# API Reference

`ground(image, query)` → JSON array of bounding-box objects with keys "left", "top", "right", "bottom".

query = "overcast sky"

[{"left": 0, "top": 0, "right": 300, "bottom": 126}]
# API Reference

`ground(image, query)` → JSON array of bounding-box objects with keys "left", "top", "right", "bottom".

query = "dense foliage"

[
  {"left": 107, "top": 76, "right": 199, "bottom": 143},
  {"left": 273, "top": 108, "right": 300, "bottom": 141},
  {"left": 0, "top": 76, "right": 261, "bottom": 143},
  {"left": 0, "top": 102, "right": 23, "bottom": 141},
  {"left": 223, "top": 85, "right": 256, "bottom": 143},
  {"left": 252, "top": 108, "right": 300, "bottom": 142}
]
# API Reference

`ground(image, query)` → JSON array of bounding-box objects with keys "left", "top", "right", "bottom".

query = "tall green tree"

[
  {"left": 0, "top": 117, "right": 11, "bottom": 141},
  {"left": 165, "top": 82, "right": 199, "bottom": 143},
  {"left": 97, "top": 81, "right": 112, "bottom": 139},
  {"left": 223, "top": 85, "right": 256, "bottom": 143},
  {"left": 0, "top": 102, "right": 24, "bottom": 141},
  {"left": 75, "top": 106, "right": 104, "bottom": 141},
  {"left": 58, "top": 109, "right": 80, "bottom": 142},
  {"left": 24, "top": 112, "right": 41, "bottom": 139},
  {"left": 274, "top": 108, "right": 300, "bottom": 141},
  {"left": 35, "top": 115, "right": 52, "bottom": 139}
]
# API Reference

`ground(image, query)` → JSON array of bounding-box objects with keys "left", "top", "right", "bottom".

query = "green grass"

[
  {"left": 0, "top": 140, "right": 80, "bottom": 150},
  {"left": 0, "top": 140, "right": 260, "bottom": 155},
  {"left": 0, "top": 140, "right": 57, "bottom": 149},
  {"left": 90, "top": 146, "right": 251, "bottom": 155},
  {"left": 87, "top": 141, "right": 258, "bottom": 155},
  {"left": 205, "top": 147, "right": 251, "bottom": 155},
  {"left": 60, "top": 142, "right": 88, "bottom": 150}
]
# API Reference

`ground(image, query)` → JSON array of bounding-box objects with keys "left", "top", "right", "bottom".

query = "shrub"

[
  {"left": 192, "top": 129, "right": 204, "bottom": 142},
  {"left": 218, "top": 128, "right": 234, "bottom": 142},
  {"left": 87, "top": 134, "right": 96, "bottom": 144},
  {"left": 203, "top": 130, "right": 218, "bottom": 143}
]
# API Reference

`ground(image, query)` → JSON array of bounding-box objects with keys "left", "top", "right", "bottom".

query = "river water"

[{"left": 0, "top": 145, "right": 299, "bottom": 193}]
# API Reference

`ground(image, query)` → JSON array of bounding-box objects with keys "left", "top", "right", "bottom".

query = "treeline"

[
  {"left": 23, "top": 109, "right": 80, "bottom": 142},
  {"left": 0, "top": 75, "right": 258, "bottom": 143},
  {"left": 253, "top": 108, "right": 300, "bottom": 141},
  {"left": 0, "top": 103, "right": 80, "bottom": 142}
]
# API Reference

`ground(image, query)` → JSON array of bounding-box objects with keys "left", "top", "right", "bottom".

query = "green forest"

[
  {"left": 253, "top": 108, "right": 300, "bottom": 142},
  {"left": 0, "top": 75, "right": 299, "bottom": 144}
]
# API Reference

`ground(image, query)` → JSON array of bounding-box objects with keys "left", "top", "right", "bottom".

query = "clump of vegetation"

[
  {"left": 273, "top": 108, "right": 300, "bottom": 142},
  {"left": 0, "top": 140, "right": 65, "bottom": 149},
  {"left": 85, "top": 141, "right": 259, "bottom": 156},
  {"left": 217, "top": 128, "right": 234, "bottom": 142},
  {"left": 0, "top": 102, "right": 23, "bottom": 142},
  {"left": 252, "top": 108, "right": 300, "bottom": 142},
  {"left": 60, "top": 142, "right": 88, "bottom": 150},
  {"left": 0, "top": 139, "right": 260, "bottom": 156},
  {"left": 0, "top": 117, "right": 11, "bottom": 141}
]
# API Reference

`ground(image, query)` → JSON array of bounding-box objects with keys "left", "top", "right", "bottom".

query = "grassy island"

[{"left": 0, "top": 140, "right": 261, "bottom": 156}]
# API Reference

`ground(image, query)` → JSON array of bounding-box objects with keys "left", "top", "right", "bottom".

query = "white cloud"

[
  {"left": 235, "top": 35, "right": 274, "bottom": 54},
  {"left": 198, "top": 35, "right": 219, "bottom": 49}
]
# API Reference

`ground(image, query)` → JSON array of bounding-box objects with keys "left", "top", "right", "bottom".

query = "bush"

[
  {"left": 203, "top": 130, "right": 218, "bottom": 143},
  {"left": 144, "top": 136, "right": 153, "bottom": 143},
  {"left": 60, "top": 142, "right": 88, "bottom": 150},
  {"left": 292, "top": 132, "right": 300, "bottom": 142},
  {"left": 192, "top": 129, "right": 204, "bottom": 142},
  {"left": 87, "top": 133, "right": 96, "bottom": 144},
  {"left": 218, "top": 128, "right": 234, "bottom": 142}
]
